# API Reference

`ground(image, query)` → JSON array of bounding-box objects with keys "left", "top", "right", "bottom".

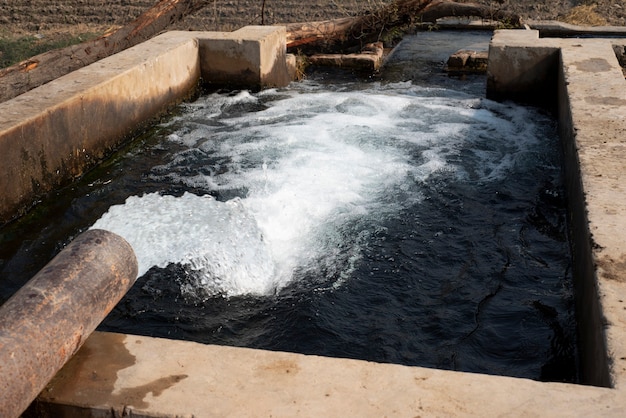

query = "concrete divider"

[
  {"left": 0, "top": 229, "right": 138, "bottom": 417},
  {"left": 557, "top": 36, "right": 626, "bottom": 389},
  {"left": 198, "top": 26, "right": 295, "bottom": 89},
  {"left": 486, "top": 30, "right": 560, "bottom": 107}
]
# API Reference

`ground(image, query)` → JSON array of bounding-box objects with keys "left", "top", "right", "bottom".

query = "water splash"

[
  {"left": 92, "top": 192, "right": 277, "bottom": 296},
  {"left": 92, "top": 82, "right": 554, "bottom": 298}
]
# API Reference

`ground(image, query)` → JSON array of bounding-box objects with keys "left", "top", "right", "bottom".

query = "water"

[{"left": 0, "top": 32, "right": 577, "bottom": 382}]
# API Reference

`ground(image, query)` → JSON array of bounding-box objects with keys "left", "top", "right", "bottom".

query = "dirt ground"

[{"left": 0, "top": 0, "right": 624, "bottom": 39}]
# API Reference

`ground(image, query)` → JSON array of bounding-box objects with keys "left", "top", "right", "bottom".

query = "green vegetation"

[{"left": 0, "top": 32, "right": 99, "bottom": 69}]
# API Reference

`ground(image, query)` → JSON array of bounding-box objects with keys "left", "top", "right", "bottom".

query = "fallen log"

[
  {"left": 0, "top": 0, "right": 210, "bottom": 103},
  {"left": 286, "top": 0, "right": 522, "bottom": 51}
]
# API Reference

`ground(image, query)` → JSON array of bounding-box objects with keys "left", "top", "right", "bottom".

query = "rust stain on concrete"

[
  {"left": 256, "top": 359, "right": 301, "bottom": 379},
  {"left": 41, "top": 332, "right": 136, "bottom": 405}
]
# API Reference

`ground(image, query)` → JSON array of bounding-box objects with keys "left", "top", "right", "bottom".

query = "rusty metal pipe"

[{"left": 0, "top": 229, "right": 138, "bottom": 417}]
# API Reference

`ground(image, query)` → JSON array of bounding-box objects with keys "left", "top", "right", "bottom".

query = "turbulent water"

[
  {"left": 93, "top": 84, "right": 558, "bottom": 296},
  {"left": 91, "top": 80, "right": 575, "bottom": 381},
  {"left": 0, "top": 33, "right": 578, "bottom": 382}
]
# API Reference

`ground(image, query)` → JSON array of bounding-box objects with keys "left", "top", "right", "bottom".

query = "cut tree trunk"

[
  {"left": 0, "top": 0, "right": 210, "bottom": 103},
  {"left": 286, "top": 0, "right": 522, "bottom": 51}
]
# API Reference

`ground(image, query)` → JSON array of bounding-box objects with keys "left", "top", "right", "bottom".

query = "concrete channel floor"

[{"left": 14, "top": 29, "right": 626, "bottom": 416}]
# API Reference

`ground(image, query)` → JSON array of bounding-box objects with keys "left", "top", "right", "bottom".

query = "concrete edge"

[
  {"left": 526, "top": 20, "right": 626, "bottom": 38},
  {"left": 28, "top": 331, "right": 623, "bottom": 417},
  {"left": 198, "top": 25, "right": 292, "bottom": 89}
]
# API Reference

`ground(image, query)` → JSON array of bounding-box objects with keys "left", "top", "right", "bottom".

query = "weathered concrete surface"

[
  {"left": 28, "top": 331, "right": 626, "bottom": 417},
  {"left": 557, "top": 36, "right": 626, "bottom": 389},
  {"left": 198, "top": 26, "right": 293, "bottom": 89},
  {"left": 0, "top": 31, "right": 201, "bottom": 226},
  {"left": 0, "top": 231, "right": 137, "bottom": 418}
]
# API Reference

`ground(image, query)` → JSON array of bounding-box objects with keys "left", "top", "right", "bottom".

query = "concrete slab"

[
  {"left": 27, "top": 331, "right": 626, "bottom": 417},
  {"left": 445, "top": 49, "right": 488, "bottom": 73},
  {"left": 526, "top": 20, "right": 626, "bottom": 38},
  {"left": 308, "top": 42, "right": 385, "bottom": 72}
]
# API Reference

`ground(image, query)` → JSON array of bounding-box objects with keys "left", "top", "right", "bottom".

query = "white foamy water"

[
  {"left": 92, "top": 82, "right": 550, "bottom": 297},
  {"left": 92, "top": 192, "right": 277, "bottom": 295}
]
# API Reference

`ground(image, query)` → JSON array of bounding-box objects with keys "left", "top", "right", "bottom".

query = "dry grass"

[{"left": 563, "top": 4, "right": 608, "bottom": 26}]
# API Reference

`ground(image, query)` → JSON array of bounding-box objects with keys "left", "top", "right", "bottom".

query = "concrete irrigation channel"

[{"left": 1, "top": 23, "right": 626, "bottom": 416}]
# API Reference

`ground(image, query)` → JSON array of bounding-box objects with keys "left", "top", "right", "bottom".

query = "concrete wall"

[
  {"left": 0, "top": 32, "right": 201, "bottom": 225},
  {"left": 486, "top": 30, "right": 560, "bottom": 107},
  {"left": 0, "top": 27, "right": 294, "bottom": 226},
  {"left": 557, "top": 37, "right": 626, "bottom": 389},
  {"left": 24, "top": 331, "right": 626, "bottom": 417}
]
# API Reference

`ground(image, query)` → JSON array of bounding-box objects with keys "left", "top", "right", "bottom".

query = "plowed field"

[{"left": 1, "top": 0, "right": 624, "bottom": 37}]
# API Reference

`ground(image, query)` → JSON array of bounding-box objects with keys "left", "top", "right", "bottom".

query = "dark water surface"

[{"left": 0, "top": 32, "right": 577, "bottom": 382}]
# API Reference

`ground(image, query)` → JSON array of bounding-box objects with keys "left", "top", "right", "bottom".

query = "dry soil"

[{"left": 0, "top": 0, "right": 624, "bottom": 39}]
